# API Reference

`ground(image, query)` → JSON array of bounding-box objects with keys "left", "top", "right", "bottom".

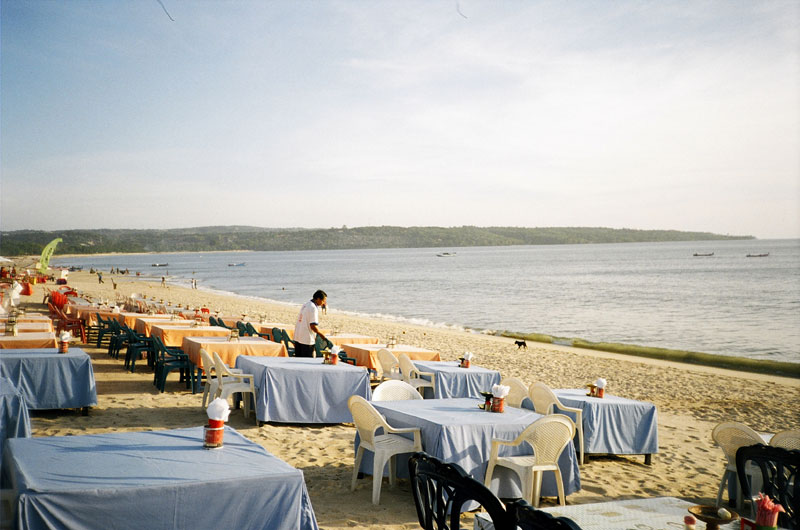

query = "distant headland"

[{"left": 0, "top": 225, "right": 753, "bottom": 256}]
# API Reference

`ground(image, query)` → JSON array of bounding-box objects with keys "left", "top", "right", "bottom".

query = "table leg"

[
  {"left": 81, "top": 407, "right": 89, "bottom": 416},
  {"left": 645, "top": 454, "right": 652, "bottom": 465}
]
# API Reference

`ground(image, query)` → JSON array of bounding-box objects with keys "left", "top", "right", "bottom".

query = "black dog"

[{"left": 514, "top": 340, "right": 528, "bottom": 350}]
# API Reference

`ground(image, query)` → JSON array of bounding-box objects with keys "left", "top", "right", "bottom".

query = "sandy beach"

[{"left": 13, "top": 269, "right": 800, "bottom": 529}]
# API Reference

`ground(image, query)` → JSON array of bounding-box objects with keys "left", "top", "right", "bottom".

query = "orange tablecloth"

[
  {"left": 134, "top": 318, "right": 196, "bottom": 336},
  {"left": 251, "top": 323, "right": 296, "bottom": 341},
  {"left": 0, "top": 332, "right": 58, "bottom": 349},
  {"left": 69, "top": 308, "right": 124, "bottom": 326},
  {"left": 181, "top": 336, "right": 287, "bottom": 373},
  {"left": 328, "top": 333, "right": 380, "bottom": 347},
  {"left": 340, "top": 343, "right": 441, "bottom": 372},
  {"left": 1, "top": 314, "right": 52, "bottom": 324},
  {"left": 150, "top": 325, "right": 230, "bottom": 348}
]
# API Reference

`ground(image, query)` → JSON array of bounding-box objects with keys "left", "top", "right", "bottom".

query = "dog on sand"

[{"left": 514, "top": 340, "right": 528, "bottom": 350}]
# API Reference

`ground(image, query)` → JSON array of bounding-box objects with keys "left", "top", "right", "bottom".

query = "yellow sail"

[{"left": 37, "top": 238, "right": 62, "bottom": 273}]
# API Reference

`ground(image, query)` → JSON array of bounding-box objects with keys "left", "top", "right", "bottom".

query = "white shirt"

[{"left": 293, "top": 300, "right": 319, "bottom": 346}]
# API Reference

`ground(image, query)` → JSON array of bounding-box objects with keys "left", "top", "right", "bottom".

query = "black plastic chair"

[
  {"left": 736, "top": 443, "right": 800, "bottom": 529},
  {"left": 245, "top": 322, "right": 271, "bottom": 339},
  {"left": 122, "top": 326, "right": 153, "bottom": 373},
  {"left": 208, "top": 316, "right": 219, "bottom": 326},
  {"left": 95, "top": 313, "right": 116, "bottom": 348},
  {"left": 216, "top": 318, "right": 232, "bottom": 329},
  {"left": 236, "top": 321, "right": 249, "bottom": 337},
  {"left": 506, "top": 499, "right": 583, "bottom": 530},
  {"left": 338, "top": 351, "right": 357, "bottom": 366},
  {"left": 107, "top": 320, "right": 129, "bottom": 359},
  {"left": 274, "top": 328, "right": 295, "bottom": 356},
  {"left": 408, "top": 451, "right": 516, "bottom": 530},
  {"left": 152, "top": 336, "right": 193, "bottom": 393},
  {"left": 314, "top": 335, "right": 333, "bottom": 356}
]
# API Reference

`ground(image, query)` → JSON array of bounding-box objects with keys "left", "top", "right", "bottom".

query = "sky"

[{"left": 1, "top": 1, "right": 799, "bottom": 239}]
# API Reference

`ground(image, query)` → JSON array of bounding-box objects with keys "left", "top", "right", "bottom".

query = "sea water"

[{"left": 52, "top": 239, "right": 800, "bottom": 364}]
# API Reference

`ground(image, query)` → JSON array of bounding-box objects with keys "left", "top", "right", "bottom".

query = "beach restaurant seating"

[
  {"left": 244, "top": 322, "right": 270, "bottom": 339},
  {"left": 372, "top": 380, "right": 423, "bottom": 401},
  {"left": 198, "top": 348, "right": 245, "bottom": 409},
  {"left": 501, "top": 376, "right": 529, "bottom": 408},
  {"left": 212, "top": 352, "right": 256, "bottom": 422},
  {"left": 152, "top": 336, "right": 192, "bottom": 393},
  {"left": 348, "top": 395, "right": 422, "bottom": 505},
  {"left": 735, "top": 444, "right": 800, "bottom": 528},
  {"left": 530, "top": 383, "right": 585, "bottom": 466},
  {"left": 377, "top": 349, "right": 401, "bottom": 382},
  {"left": 398, "top": 353, "right": 435, "bottom": 397},
  {"left": 712, "top": 421, "right": 764, "bottom": 510},
  {"left": 484, "top": 414, "right": 576, "bottom": 508},
  {"left": 771, "top": 430, "right": 800, "bottom": 450}
]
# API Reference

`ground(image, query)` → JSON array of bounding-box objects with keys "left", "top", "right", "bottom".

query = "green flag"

[{"left": 37, "top": 238, "right": 62, "bottom": 273}]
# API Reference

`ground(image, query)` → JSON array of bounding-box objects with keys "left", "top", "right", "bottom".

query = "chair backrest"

[
  {"left": 212, "top": 351, "right": 237, "bottom": 378},
  {"left": 518, "top": 414, "right": 575, "bottom": 465},
  {"left": 199, "top": 348, "right": 216, "bottom": 377},
  {"left": 501, "top": 377, "right": 529, "bottom": 408},
  {"left": 245, "top": 322, "right": 259, "bottom": 336},
  {"left": 529, "top": 382, "right": 557, "bottom": 415},
  {"left": 712, "top": 422, "right": 764, "bottom": 465},
  {"left": 315, "top": 335, "right": 332, "bottom": 356},
  {"left": 377, "top": 348, "right": 399, "bottom": 377},
  {"left": 398, "top": 353, "right": 418, "bottom": 382},
  {"left": 208, "top": 316, "right": 218, "bottom": 326},
  {"left": 348, "top": 395, "right": 391, "bottom": 446},
  {"left": 217, "top": 318, "right": 230, "bottom": 329},
  {"left": 236, "top": 321, "right": 248, "bottom": 336},
  {"left": 506, "top": 499, "right": 584, "bottom": 530},
  {"left": 372, "top": 380, "right": 423, "bottom": 401},
  {"left": 771, "top": 430, "right": 800, "bottom": 451},
  {"left": 271, "top": 327, "right": 282, "bottom": 343},
  {"left": 408, "top": 451, "right": 516, "bottom": 530},
  {"left": 736, "top": 444, "right": 800, "bottom": 529}
]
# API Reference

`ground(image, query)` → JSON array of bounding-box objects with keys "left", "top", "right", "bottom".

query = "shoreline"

[{"left": 14, "top": 269, "right": 800, "bottom": 529}]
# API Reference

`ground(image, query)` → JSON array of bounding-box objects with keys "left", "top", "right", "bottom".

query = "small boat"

[
  {"left": 436, "top": 252, "right": 456, "bottom": 258},
  {"left": 151, "top": 263, "right": 169, "bottom": 267},
  {"left": 746, "top": 253, "right": 769, "bottom": 258},
  {"left": 693, "top": 252, "right": 714, "bottom": 257},
  {"left": 228, "top": 262, "right": 246, "bottom": 267}
]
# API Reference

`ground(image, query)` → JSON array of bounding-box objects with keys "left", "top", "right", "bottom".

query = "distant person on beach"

[
  {"left": 161, "top": 276, "right": 166, "bottom": 287},
  {"left": 97, "top": 272, "right": 104, "bottom": 284},
  {"left": 293, "top": 290, "right": 329, "bottom": 357},
  {"left": 191, "top": 278, "right": 197, "bottom": 289}
]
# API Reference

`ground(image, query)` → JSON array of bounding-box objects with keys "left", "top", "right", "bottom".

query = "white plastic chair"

[
  {"left": 398, "top": 353, "right": 435, "bottom": 397},
  {"left": 770, "top": 429, "right": 800, "bottom": 450},
  {"left": 212, "top": 351, "right": 256, "bottom": 422},
  {"left": 199, "top": 348, "right": 243, "bottom": 409},
  {"left": 501, "top": 376, "right": 529, "bottom": 408},
  {"left": 529, "top": 382, "right": 585, "bottom": 465},
  {"left": 377, "top": 348, "right": 401, "bottom": 382},
  {"left": 348, "top": 395, "right": 422, "bottom": 505},
  {"left": 484, "top": 414, "right": 575, "bottom": 507},
  {"left": 711, "top": 421, "right": 764, "bottom": 510},
  {"left": 372, "top": 380, "right": 423, "bottom": 401}
]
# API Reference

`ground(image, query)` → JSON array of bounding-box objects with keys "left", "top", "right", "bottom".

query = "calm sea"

[{"left": 52, "top": 239, "right": 800, "bottom": 364}]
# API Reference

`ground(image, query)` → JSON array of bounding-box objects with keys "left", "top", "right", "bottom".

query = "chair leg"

[
  {"left": 715, "top": 469, "right": 729, "bottom": 507},
  {"left": 388, "top": 455, "right": 396, "bottom": 487},
  {"left": 483, "top": 462, "right": 496, "bottom": 490},
  {"left": 372, "top": 453, "right": 389, "bottom": 504},
  {"left": 352, "top": 447, "right": 365, "bottom": 491},
  {"left": 532, "top": 471, "right": 543, "bottom": 508},
  {"left": 555, "top": 470, "right": 566, "bottom": 506}
]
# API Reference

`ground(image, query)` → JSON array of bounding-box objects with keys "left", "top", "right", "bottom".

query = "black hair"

[{"left": 312, "top": 289, "right": 327, "bottom": 301}]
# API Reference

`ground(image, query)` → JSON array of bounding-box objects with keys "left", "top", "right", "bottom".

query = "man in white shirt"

[{"left": 293, "top": 290, "right": 328, "bottom": 357}]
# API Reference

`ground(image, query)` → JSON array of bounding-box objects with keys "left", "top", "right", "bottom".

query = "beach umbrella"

[{"left": 0, "top": 256, "right": 12, "bottom": 263}]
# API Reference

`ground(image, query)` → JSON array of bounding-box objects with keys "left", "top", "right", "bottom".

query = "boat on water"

[
  {"left": 746, "top": 253, "right": 769, "bottom": 258},
  {"left": 436, "top": 252, "right": 456, "bottom": 257},
  {"left": 228, "top": 262, "right": 246, "bottom": 267},
  {"left": 693, "top": 252, "right": 714, "bottom": 257},
  {"left": 151, "top": 263, "right": 169, "bottom": 267}
]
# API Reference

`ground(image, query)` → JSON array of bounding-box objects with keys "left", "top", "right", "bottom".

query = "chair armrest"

[
  {"left": 387, "top": 427, "right": 422, "bottom": 448},
  {"left": 555, "top": 403, "right": 582, "bottom": 416}
]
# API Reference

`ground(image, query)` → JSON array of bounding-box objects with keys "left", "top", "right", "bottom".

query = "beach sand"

[{"left": 16, "top": 270, "right": 800, "bottom": 529}]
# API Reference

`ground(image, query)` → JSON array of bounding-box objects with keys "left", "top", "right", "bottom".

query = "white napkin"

[
  {"left": 491, "top": 384, "right": 510, "bottom": 399},
  {"left": 112, "top": 306, "right": 121, "bottom": 314},
  {"left": 463, "top": 352, "right": 473, "bottom": 361},
  {"left": 59, "top": 331, "right": 71, "bottom": 342},
  {"left": 207, "top": 397, "right": 231, "bottom": 422},
  {"left": 330, "top": 345, "right": 341, "bottom": 355},
  {"left": 595, "top": 378, "right": 607, "bottom": 389}
]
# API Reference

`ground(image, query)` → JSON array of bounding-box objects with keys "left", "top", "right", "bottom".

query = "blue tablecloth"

[
  {"left": 0, "top": 348, "right": 97, "bottom": 410},
  {"left": 412, "top": 360, "right": 501, "bottom": 399},
  {"left": 3, "top": 427, "right": 319, "bottom": 530},
  {"left": 0, "top": 376, "right": 31, "bottom": 444},
  {"left": 356, "top": 398, "right": 580, "bottom": 500},
  {"left": 553, "top": 389, "right": 658, "bottom": 456},
  {"left": 236, "top": 357, "right": 372, "bottom": 423}
]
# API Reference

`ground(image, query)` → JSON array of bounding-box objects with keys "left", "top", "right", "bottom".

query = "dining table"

[
  {"left": 551, "top": 389, "right": 659, "bottom": 464},
  {"left": 149, "top": 324, "right": 230, "bottom": 348},
  {"left": 2, "top": 426, "right": 319, "bottom": 530},
  {"left": 0, "top": 348, "right": 97, "bottom": 412},
  {"left": 327, "top": 333, "right": 380, "bottom": 347},
  {"left": 2, "top": 322, "right": 54, "bottom": 333},
  {"left": 1, "top": 313, "right": 52, "bottom": 324},
  {"left": 134, "top": 317, "right": 196, "bottom": 336},
  {"left": 250, "top": 322, "right": 296, "bottom": 341},
  {"left": 235, "top": 357, "right": 372, "bottom": 424},
  {"left": 0, "top": 376, "right": 31, "bottom": 444},
  {"left": 356, "top": 398, "right": 580, "bottom": 504},
  {"left": 0, "top": 332, "right": 57, "bottom": 349},
  {"left": 473, "top": 496, "right": 742, "bottom": 530},
  {"left": 340, "top": 343, "right": 441, "bottom": 373},
  {"left": 412, "top": 360, "right": 501, "bottom": 399}
]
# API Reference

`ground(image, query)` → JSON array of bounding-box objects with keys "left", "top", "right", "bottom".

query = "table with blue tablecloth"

[
  {"left": 0, "top": 348, "right": 97, "bottom": 410},
  {"left": 356, "top": 398, "right": 580, "bottom": 501},
  {"left": 553, "top": 389, "right": 658, "bottom": 463},
  {"left": 412, "top": 360, "right": 501, "bottom": 399},
  {"left": 2, "top": 427, "right": 319, "bottom": 530},
  {"left": 0, "top": 376, "right": 31, "bottom": 444},
  {"left": 236, "top": 357, "right": 372, "bottom": 424}
]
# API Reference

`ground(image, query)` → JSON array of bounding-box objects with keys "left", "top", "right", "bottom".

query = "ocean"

[{"left": 52, "top": 238, "right": 800, "bottom": 364}]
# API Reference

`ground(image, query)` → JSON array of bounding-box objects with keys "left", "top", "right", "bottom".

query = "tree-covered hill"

[{"left": 0, "top": 226, "right": 752, "bottom": 256}]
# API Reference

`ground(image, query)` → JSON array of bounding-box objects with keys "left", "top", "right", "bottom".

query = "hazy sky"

[{"left": 2, "top": 1, "right": 798, "bottom": 238}]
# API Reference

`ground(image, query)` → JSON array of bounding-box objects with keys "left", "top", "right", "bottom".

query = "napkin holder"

[
  {"left": 587, "top": 384, "right": 605, "bottom": 397},
  {"left": 480, "top": 392, "right": 493, "bottom": 411},
  {"left": 458, "top": 357, "right": 470, "bottom": 368},
  {"left": 491, "top": 396, "right": 505, "bottom": 413},
  {"left": 228, "top": 329, "right": 239, "bottom": 342},
  {"left": 323, "top": 351, "right": 339, "bottom": 365},
  {"left": 204, "top": 422, "right": 224, "bottom": 449}
]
